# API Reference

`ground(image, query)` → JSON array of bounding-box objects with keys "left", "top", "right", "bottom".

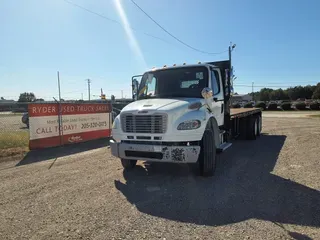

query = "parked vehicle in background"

[
  {"left": 22, "top": 112, "right": 29, "bottom": 128},
  {"left": 110, "top": 58, "right": 262, "bottom": 177}
]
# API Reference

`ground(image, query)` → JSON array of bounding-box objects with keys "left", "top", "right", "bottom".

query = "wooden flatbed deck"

[{"left": 230, "top": 108, "right": 261, "bottom": 118}]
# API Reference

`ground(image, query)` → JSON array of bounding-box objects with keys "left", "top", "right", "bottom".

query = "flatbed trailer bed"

[{"left": 230, "top": 108, "right": 261, "bottom": 118}]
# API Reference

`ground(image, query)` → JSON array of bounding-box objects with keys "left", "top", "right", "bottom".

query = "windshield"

[{"left": 137, "top": 66, "right": 209, "bottom": 99}]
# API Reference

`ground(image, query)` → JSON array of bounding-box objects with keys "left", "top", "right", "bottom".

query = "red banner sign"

[{"left": 28, "top": 103, "right": 112, "bottom": 149}]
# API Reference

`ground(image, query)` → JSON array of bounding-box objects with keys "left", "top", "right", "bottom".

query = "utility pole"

[
  {"left": 57, "top": 71, "right": 61, "bottom": 102},
  {"left": 228, "top": 42, "right": 236, "bottom": 105},
  {"left": 121, "top": 90, "right": 123, "bottom": 99},
  {"left": 86, "top": 79, "right": 91, "bottom": 101},
  {"left": 81, "top": 93, "right": 83, "bottom": 100},
  {"left": 252, "top": 82, "right": 254, "bottom": 102},
  {"left": 228, "top": 42, "right": 236, "bottom": 80}
]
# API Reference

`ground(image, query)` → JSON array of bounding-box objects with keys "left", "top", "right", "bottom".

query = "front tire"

[
  {"left": 198, "top": 129, "right": 217, "bottom": 177},
  {"left": 121, "top": 159, "right": 137, "bottom": 169}
]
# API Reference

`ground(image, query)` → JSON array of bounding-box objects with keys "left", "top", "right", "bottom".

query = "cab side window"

[
  {"left": 211, "top": 70, "right": 220, "bottom": 95},
  {"left": 140, "top": 76, "right": 156, "bottom": 96}
]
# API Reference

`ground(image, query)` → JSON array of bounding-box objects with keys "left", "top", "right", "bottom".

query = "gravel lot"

[
  {"left": 0, "top": 114, "right": 26, "bottom": 132},
  {"left": 0, "top": 117, "right": 319, "bottom": 240},
  {"left": 262, "top": 111, "right": 320, "bottom": 118}
]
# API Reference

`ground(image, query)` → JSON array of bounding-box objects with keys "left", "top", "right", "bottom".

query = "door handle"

[{"left": 221, "top": 103, "right": 224, "bottom": 113}]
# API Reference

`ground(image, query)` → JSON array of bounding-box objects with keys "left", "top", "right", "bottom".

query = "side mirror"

[
  {"left": 201, "top": 87, "right": 213, "bottom": 99},
  {"left": 132, "top": 79, "right": 139, "bottom": 100},
  {"left": 132, "top": 79, "right": 139, "bottom": 92}
]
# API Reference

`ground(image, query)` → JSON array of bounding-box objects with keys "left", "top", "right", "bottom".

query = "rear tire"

[
  {"left": 246, "top": 116, "right": 258, "bottom": 140},
  {"left": 198, "top": 129, "right": 217, "bottom": 177},
  {"left": 121, "top": 159, "right": 137, "bottom": 169},
  {"left": 257, "top": 115, "right": 262, "bottom": 136}
]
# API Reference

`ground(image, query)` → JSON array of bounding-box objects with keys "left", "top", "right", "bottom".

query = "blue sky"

[{"left": 1, "top": 0, "right": 320, "bottom": 100}]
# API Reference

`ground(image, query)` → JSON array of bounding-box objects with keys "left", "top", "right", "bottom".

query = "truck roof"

[{"left": 147, "top": 63, "right": 218, "bottom": 72}]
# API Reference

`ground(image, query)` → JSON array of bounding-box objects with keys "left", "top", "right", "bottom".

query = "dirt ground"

[
  {"left": 262, "top": 111, "right": 320, "bottom": 118},
  {"left": 0, "top": 114, "right": 26, "bottom": 131},
  {"left": 0, "top": 117, "right": 319, "bottom": 240}
]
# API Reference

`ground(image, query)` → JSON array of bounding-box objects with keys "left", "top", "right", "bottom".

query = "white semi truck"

[{"left": 110, "top": 59, "right": 262, "bottom": 177}]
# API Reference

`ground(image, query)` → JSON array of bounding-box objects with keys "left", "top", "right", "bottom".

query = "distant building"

[
  {"left": 0, "top": 99, "right": 15, "bottom": 103},
  {"left": 0, "top": 99, "right": 16, "bottom": 112},
  {"left": 231, "top": 94, "right": 252, "bottom": 104}
]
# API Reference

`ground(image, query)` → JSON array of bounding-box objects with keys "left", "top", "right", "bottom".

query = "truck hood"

[{"left": 121, "top": 98, "right": 204, "bottom": 113}]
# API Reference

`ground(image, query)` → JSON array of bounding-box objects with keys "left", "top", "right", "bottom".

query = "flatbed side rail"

[{"left": 230, "top": 108, "right": 261, "bottom": 119}]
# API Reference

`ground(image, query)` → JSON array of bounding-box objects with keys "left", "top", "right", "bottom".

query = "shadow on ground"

[
  {"left": 115, "top": 134, "right": 320, "bottom": 233},
  {"left": 16, "top": 138, "right": 110, "bottom": 166}
]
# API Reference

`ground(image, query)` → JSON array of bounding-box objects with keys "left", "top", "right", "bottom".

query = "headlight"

[{"left": 177, "top": 120, "right": 201, "bottom": 130}]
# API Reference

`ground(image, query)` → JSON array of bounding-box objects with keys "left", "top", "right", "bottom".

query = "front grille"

[{"left": 121, "top": 113, "right": 167, "bottom": 133}]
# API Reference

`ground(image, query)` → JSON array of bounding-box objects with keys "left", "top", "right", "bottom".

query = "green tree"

[
  {"left": 312, "top": 83, "right": 320, "bottom": 99},
  {"left": 249, "top": 91, "right": 260, "bottom": 101},
  {"left": 270, "top": 89, "right": 289, "bottom": 100},
  {"left": 287, "top": 86, "right": 306, "bottom": 100},
  {"left": 259, "top": 88, "right": 273, "bottom": 101},
  {"left": 18, "top": 92, "right": 36, "bottom": 102},
  {"left": 304, "top": 85, "right": 316, "bottom": 99},
  {"left": 246, "top": 84, "right": 318, "bottom": 101}
]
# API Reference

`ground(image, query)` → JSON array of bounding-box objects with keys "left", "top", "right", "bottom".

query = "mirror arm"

[{"left": 203, "top": 103, "right": 212, "bottom": 113}]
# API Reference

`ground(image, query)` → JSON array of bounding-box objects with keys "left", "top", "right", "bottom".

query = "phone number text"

[{"left": 81, "top": 121, "right": 108, "bottom": 129}]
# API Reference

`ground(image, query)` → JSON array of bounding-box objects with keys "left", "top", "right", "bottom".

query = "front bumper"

[{"left": 110, "top": 140, "right": 200, "bottom": 163}]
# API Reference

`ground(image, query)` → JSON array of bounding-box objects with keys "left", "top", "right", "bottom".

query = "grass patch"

[
  {"left": 0, "top": 147, "right": 28, "bottom": 159},
  {"left": 309, "top": 114, "right": 320, "bottom": 118},
  {"left": 0, "top": 131, "right": 29, "bottom": 158},
  {"left": 0, "top": 131, "right": 29, "bottom": 150},
  {"left": 0, "top": 113, "right": 23, "bottom": 118}
]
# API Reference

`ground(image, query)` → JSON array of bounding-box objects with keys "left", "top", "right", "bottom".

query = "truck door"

[{"left": 209, "top": 68, "right": 224, "bottom": 126}]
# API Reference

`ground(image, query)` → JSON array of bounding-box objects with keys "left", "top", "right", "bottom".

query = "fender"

[
  {"left": 207, "top": 117, "right": 220, "bottom": 148},
  {"left": 202, "top": 111, "right": 220, "bottom": 148}
]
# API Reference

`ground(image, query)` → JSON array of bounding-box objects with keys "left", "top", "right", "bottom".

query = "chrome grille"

[{"left": 121, "top": 114, "right": 167, "bottom": 133}]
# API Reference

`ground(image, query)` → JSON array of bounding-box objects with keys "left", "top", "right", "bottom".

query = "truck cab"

[{"left": 110, "top": 61, "right": 261, "bottom": 177}]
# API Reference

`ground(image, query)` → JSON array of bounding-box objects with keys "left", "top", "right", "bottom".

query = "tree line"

[
  {"left": 247, "top": 83, "right": 320, "bottom": 102},
  {"left": 16, "top": 92, "right": 116, "bottom": 102}
]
